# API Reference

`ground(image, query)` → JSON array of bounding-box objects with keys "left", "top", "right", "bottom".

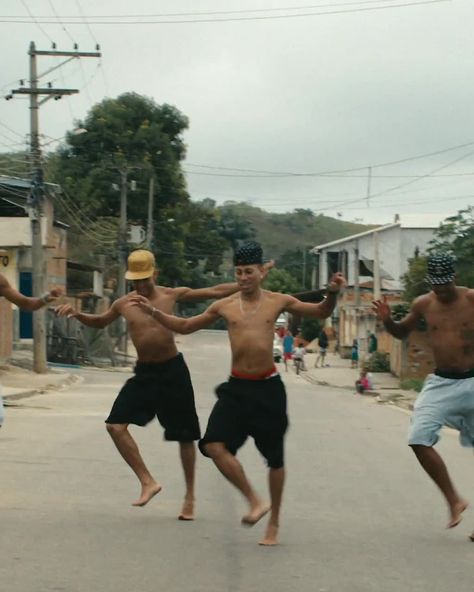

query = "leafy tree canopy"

[
  {"left": 49, "top": 92, "right": 189, "bottom": 220},
  {"left": 402, "top": 206, "right": 474, "bottom": 302},
  {"left": 264, "top": 268, "right": 299, "bottom": 294}
]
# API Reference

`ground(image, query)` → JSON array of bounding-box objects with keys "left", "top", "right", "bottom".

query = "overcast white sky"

[{"left": 1, "top": 0, "right": 473, "bottom": 228}]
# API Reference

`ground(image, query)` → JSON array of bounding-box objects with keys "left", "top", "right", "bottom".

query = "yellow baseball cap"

[{"left": 125, "top": 250, "right": 156, "bottom": 280}]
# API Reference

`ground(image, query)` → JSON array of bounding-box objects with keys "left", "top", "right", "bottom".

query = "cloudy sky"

[{"left": 1, "top": 0, "right": 473, "bottom": 227}]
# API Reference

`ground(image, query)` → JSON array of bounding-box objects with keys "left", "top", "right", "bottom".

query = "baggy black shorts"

[
  {"left": 105, "top": 353, "right": 201, "bottom": 442},
  {"left": 199, "top": 375, "right": 288, "bottom": 469}
]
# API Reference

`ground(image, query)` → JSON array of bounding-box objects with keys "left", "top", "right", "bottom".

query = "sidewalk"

[
  {"left": 0, "top": 363, "right": 78, "bottom": 402},
  {"left": 289, "top": 351, "right": 418, "bottom": 411}
]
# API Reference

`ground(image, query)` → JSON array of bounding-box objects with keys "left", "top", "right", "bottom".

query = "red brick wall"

[{"left": 390, "top": 330, "right": 434, "bottom": 379}]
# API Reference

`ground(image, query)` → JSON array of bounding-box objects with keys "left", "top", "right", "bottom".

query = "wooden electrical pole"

[{"left": 8, "top": 41, "right": 101, "bottom": 372}]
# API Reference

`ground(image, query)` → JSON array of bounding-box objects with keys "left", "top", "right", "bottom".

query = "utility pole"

[
  {"left": 302, "top": 248, "right": 307, "bottom": 290},
  {"left": 8, "top": 41, "right": 101, "bottom": 373},
  {"left": 117, "top": 168, "right": 129, "bottom": 354},
  {"left": 146, "top": 176, "right": 155, "bottom": 250},
  {"left": 373, "top": 231, "right": 381, "bottom": 301},
  {"left": 354, "top": 240, "right": 360, "bottom": 345}
]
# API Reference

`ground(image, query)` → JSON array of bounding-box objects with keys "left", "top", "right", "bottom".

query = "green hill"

[{"left": 218, "top": 202, "right": 372, "bottom": 259}]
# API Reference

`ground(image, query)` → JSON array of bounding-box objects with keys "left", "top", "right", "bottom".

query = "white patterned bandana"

[
  {"left": 233, "top": 242, "right": 264, "bottom": 266},
  {"left": 426, "top": 253, "right": 456, "bottom": 285}
]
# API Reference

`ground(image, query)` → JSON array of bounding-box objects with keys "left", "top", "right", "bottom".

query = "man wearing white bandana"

[{"left": 373, "top": 253, "right": 474, "bottom": 541}]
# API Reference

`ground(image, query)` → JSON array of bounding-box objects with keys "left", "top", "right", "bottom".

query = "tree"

[
  {"left": 402, "top": 207, "right": 474, "bottom": 301},
  {"left": 401, "top": 255, "right": 428, "bottom": 301},
  {"left": 429, "top": 207, "right": 474, "bottom": 287},
  {"left": 48, "top": 93, "right": 189, "bottom": 221},
  {"left": 217, "top": 204, "right": 256, "bottom": 249},
  {"left": 263, "top": 269, "right": 299, "bottom": 294}
]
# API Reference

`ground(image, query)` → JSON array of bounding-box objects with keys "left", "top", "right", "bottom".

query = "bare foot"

[
  {"left": 447, "top": 499, "right": 469, "bottom": 528},
  {"left": 241, "top": 503, "right": 271, "bottom": 527},
  {"left": 132, "top": 483, "right": 162, "bottom": 507},
  {"left": 259, "top": 523, "right": 279, "bottom": 546},
  {"left": 178, "top": 498, "right": 195, "bottom": 521}
]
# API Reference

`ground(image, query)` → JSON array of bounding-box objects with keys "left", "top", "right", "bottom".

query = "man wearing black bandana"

[
  {"left": 131, "top": 241, "right": 345, "bottom": 545},
  {"left": 373, "top": 253, "right": 474, "bottom": 541}
]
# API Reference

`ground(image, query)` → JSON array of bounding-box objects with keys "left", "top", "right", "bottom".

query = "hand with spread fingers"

[{"left": 372, "top": 295, "right": 391, "bottom": 322}]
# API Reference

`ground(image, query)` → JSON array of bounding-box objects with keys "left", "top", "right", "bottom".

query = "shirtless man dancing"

[
  {"left": 130, "top": 242, "right": 345, "bottom": 545},
  {"left": 0, "top": 273, "right": 61, "bottom": 427},
  {"left": 373, "top": 253, "right": 474, "bottom": 540},
  {"left": 55, "top": 249, "right": 259, "bottom": 520}
]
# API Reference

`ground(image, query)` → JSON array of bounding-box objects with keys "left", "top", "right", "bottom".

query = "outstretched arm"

[
  {"left": 55, "top": 302, "right": 120, "bottom": 328},
  {"left": 0, "top": 274, "right": 62, "bottom": 311},
  {"left": 128, "top": 296, "right": 221, "bottom": 334},
  {"left": 175, "top": 261, "right": 275, "bottom": 302},
  {"left": 372, "top": 295, "right": 422, "bottom": 339},
  {"left": 283, "top": 272, "right": 345, "bottom": 319}
]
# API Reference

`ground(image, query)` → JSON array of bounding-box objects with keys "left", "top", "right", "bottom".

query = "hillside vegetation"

[{"left": 218, "top": 202, "right": 371, "bottom": 259}]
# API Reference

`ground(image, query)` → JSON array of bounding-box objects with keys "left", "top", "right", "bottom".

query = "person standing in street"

[
  {"left": 351, "top": 339, "right": 359, "bottom": 368},
  {"left": 282, "top": 329, "right": 294, "bottom": 372},
  {"left": 55, "top": 249, "right": 271, "bottom": 520},
  {"left": 130, "top": 242, "right": 345, "bottom": 545},
  {"left": 314, "top": 329, "right": 329, "bottom": 368},
  {"left": 373, "top": 253, "right": 474, "bottom": 540},
  {"left": 0, "top": 273, "right": 61, "bottom": 427}
]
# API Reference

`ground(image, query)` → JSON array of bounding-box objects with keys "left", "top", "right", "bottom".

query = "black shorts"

[
  {"left": 105, "top": 354, "right": 201, "bottom": 442},
  {"left": 199, "top": 375, "right": 288, "bottom": 469}
]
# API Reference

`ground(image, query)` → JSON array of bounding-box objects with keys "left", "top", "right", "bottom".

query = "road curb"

[{"left": 3, "top": 373, "right": 82, "bottom": 403}]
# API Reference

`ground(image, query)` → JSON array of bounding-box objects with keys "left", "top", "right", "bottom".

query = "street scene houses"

[{"left": 311, "top": 221, "right": 437, "bottom": 379}]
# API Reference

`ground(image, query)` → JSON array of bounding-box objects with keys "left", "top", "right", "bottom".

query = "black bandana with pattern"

[
  {"left": 233, "top": 242, "right": 264, "bottom": 266},
  {"left": 426, "top": 253, "right": 456, "bottom": 285}
]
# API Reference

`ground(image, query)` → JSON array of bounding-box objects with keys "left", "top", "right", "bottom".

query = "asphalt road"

[{"left": 1, "top": 330, "right": 473, "bottom": 592}]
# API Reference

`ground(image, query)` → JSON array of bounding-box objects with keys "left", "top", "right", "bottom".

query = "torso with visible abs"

[
  {"left": 422, "top": 288, "right": 474, "bottom": 371},
  {"left": 219, "top": 291, "right": 284, "bottom": 374},
  {"left": 116, "top": 287, "right": 179, "bottom": 363}
]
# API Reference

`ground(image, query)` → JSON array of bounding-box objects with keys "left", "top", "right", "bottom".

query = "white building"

[
  {"left": 310, "top": 222, "right": 437, "bottom": 354},
  {"left": 311, "top": 222, "right": 437, "bottom": 293}
]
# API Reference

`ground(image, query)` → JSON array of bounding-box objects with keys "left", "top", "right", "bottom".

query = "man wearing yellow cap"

[{"left": 55, "top": 249, "right": 265, "bottom": 519}]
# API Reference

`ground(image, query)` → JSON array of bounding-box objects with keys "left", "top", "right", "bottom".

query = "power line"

[
  {"left": 0, "top": 0, "right": 448, "bottom": 25},
  {"left": 0, "top": 0, "right": 422, "bottom": 19},
  {"left": 20, "top": 0, "right": 53, "bottom": 43},
  {"left": 184, "top": 139, "right": 474, "bottom": 178},
  {"left": 313, "top": 148, "right": 474, "bottom": 212},
  {"left": 47, "top": 0, "right": 76, "bottom": 45}
]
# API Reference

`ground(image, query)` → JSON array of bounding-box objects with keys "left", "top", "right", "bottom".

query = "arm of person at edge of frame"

[
  {"left": 173, "top": 260, "right": 276, "bottom": 302},
  {"left": 128, "top": 296, "right": 221, "bottom": 334},
  {"left": 0, "top": 273, "right": 62, "bottom": 311},
  {"left": 55, "top": 300, "right": 121, "bottom": 329},
  {"left": 371, "top": 294, "right": 423, "bottom": 340},
  {"left": 282, "top": 272, "right": 346, "bottom": 319}
]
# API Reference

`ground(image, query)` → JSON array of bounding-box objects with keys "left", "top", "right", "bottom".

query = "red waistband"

[{"left": 231, "top": 365, "right": 278, "bottom": 380}]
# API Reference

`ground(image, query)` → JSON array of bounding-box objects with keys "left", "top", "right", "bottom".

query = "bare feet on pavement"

[
  {"left": 132, "top": 482, "right": 162, "bottom": 507},
  {"left": 447, "top": 498, "right": 469, "bottom": 528},
  {"left": 241, "top": 502, "right": 271, "bottom": 527},
  {"left": 178, "top": 497, "right": 195, "bottom": 521},
  {"left": 259, "top": 523, "right": 279, "bottom": 546}
]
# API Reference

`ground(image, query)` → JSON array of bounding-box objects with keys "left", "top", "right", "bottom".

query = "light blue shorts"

[{"left": 408, "top": 374, "right": 474, "bottom": 447}]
